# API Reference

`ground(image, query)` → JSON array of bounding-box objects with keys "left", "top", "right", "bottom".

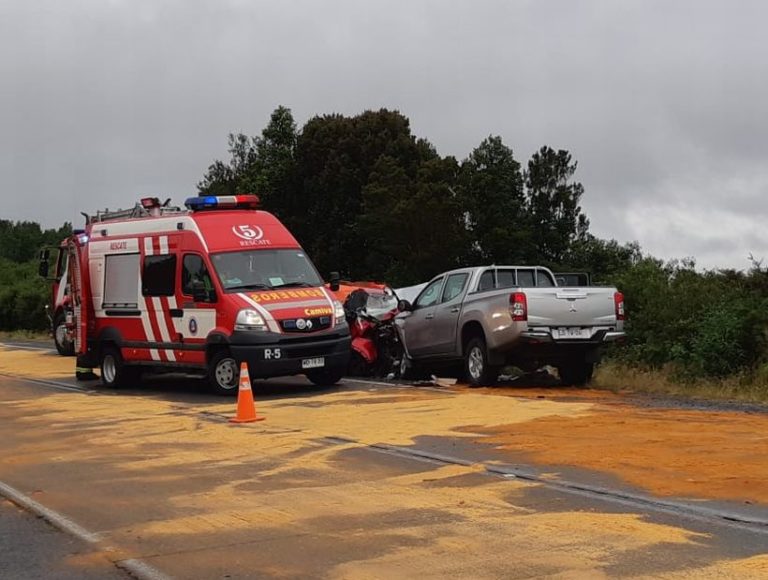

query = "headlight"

[
  {"left": 333, "top": 300, "right": 346, "bottom": 326},
  {"left": 234, "top": 309, "right": 267, "bottom": 331}
]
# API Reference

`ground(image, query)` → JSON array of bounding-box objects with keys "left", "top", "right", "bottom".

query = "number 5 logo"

[{"left": 232, "top": 225, "right": 264, "bottom": 240}]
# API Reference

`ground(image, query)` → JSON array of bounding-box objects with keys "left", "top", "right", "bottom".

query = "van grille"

[{"left": 279, "top": 316, "right": 332, "bottom": 333}]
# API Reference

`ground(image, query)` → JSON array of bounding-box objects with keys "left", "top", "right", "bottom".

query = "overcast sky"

[{"left": 2, "top": 0, "right": 766, "bottom": 270}]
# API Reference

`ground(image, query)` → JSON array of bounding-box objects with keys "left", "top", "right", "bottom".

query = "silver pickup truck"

[{"left": 395, "top": 265, "right": 625, "bottom": 386}]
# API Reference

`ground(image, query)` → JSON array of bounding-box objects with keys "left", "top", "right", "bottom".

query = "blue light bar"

[{"left": 184, "top": 195, "right": 260, "bottom": 211}]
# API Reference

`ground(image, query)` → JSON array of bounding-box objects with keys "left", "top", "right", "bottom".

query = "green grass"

[
  {"left": 594, "top": 361, "right": 768, "bottom": 405},
  {"left": 0, "top": 329, "right": 50, "bottom": 343}
]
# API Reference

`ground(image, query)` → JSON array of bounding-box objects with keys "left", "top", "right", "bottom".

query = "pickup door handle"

[
  {"left": 450, "top": 306, "right": 460, "bottom": 313},
  {"left": 425, "top": 313, "right": 434, "bottom": 320},
  {"left": 169, "top": 309, "right": 184, "bottom": 318}
]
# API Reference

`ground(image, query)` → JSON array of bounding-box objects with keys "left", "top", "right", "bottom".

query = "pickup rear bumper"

[{"left": 520, "top": 328, "right": 626, "bottom": 344}]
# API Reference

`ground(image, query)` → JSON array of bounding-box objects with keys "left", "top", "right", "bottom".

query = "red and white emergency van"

[{"left": 41, "top": 195, "right": 350, "bottom": 394}]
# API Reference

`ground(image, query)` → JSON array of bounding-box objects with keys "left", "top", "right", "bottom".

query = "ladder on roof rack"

[{"left": 82, "top": 199, "right": 186, "bottom": 225}]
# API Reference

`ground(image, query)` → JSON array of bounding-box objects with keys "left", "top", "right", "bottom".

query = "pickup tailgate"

[{"left": 525, "top": 287, "right": 618, "bottom": 329}]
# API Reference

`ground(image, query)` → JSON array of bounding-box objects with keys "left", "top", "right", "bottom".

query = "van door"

[{"left": 176, "top": 254, "right": 217, "bottom": 364}]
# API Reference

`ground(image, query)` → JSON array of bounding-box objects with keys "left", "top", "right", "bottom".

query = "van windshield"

[{"left": 211, "top": 249, "right": 324, "bottom": 292}]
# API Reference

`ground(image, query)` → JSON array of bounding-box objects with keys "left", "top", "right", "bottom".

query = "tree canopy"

[{"left": 198, "top": 107, "right": 593, "bottom": 285}]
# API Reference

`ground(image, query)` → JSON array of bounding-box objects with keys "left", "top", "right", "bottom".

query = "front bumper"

[{"left": 229, "top": 326, "right": 351, "bottom": 379}]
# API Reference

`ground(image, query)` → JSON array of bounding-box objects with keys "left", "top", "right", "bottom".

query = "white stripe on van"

[{"left": 141, "top": 237, "right": 160, "bottom": 361}]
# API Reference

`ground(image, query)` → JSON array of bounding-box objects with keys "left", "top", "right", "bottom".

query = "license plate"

[
  {"left": 302, "top": 357, "right": 325, "bottom": 369},
  {"left": 555, "top": 327, "right": 592, "bottom": 340}
]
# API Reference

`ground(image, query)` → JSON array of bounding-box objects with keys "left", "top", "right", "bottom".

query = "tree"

[
  {"left": 458, "top": 136, "right": 528, "bottom": 264},
  {"left": 240, "top": 106, "right": 298, "bottom": 218},
  {"left": 291, "top": 109, "right": 431, "bottom": 278},
  {"left": 197, "top": 132, "right": 256, "bottom": 197},
  {"left": 0, "top": 220, "right": 72, "bottom": 263},
  {"left": 564, "top": 236, "right": 642, "bottom": 284},
  {"left": 524, "top": 146, "right": 589, "bottom": 264},
  {"left": 359, "top": 155, "right": 467, "bottom": 285}
]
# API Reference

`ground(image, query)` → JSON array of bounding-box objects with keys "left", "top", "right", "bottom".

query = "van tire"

[
  {"left": 53, "top": 312, "right": 75, "bottom": 356},
  {"left": 558, "top": 362, "right": 594, "bottom": 387},
  {"left": 464, "top": 337, "right": 498, "bottom": 387},
  {"left": 306, "top": 367, "right": 344, "bottom": 387},
  {"left": 100, "top": 346, "right": 137, "bottom": 388},
  {"left": 208, "top": 350, "right": 240, "bottom": 396}
]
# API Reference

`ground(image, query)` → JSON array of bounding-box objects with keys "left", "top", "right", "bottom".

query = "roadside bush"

[
  {"left": 609, "top": 258, "right": 768, "bottom": 379},
  {"left": 686, "top": 298, "right": 767, "bottom": 378},
  {"left": 0, "top": 258, "right": 49, "bottom": 331}
]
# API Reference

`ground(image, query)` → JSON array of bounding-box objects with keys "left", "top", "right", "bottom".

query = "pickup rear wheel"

[
  {"left": 558, "top": 362, "right": 594, "bottom": 387},
  {"left": 464, "top": 337, "right": 498, "bottom": 387}
]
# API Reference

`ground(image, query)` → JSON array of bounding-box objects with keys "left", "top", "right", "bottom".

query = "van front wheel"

[
  {"left": 306, "top": 367, "right": 344, "bottom": 387},
  {"left": 208, "top": 350, "right": 241, "bottom": 395}
]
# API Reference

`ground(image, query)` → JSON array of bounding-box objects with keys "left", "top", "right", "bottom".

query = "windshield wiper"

[
  {"left": 271, "top": 281, "right": 315, "bottom": 289},
  {"left": 226, "top": 283, "right": 271, "bottom": 291}
]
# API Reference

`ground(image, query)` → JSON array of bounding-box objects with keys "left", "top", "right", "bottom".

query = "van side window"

[
  {"left": 441, "top": 273, "right": 468, "bottom": 303},
  {"left": 182, "top": 254, "right": 215, "bottom": 301},
  {"left": 536, "top": 270, "right": 555, "bottom": 287},
  {"left": 142, "top": 254, "right": 176, "bottom": 296},
  {"left": 496, "top": 269, "right": 516, "bottom": 289},
  {"left": 478, "top": 270, "right": 495, "bottom": 292},
  {"left": 517, "top": 269, "right": 536, "bottom": 288},
  {"left": 104, "top": 253, "right": 139, "bottom": 308}
]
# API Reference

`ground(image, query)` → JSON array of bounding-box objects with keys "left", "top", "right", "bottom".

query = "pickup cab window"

[
  {"left": 441, "top": 273, "right": 468, "bottom": 303},
  {"left": 496, "top": 269, "right": 516, "bottom": 289},
  {"left": 517, "top": 269, "right": 536, "bottom": 287},
  {"left": 415, "top": 278, "right": 444, "bottom": 308},
  {"left": 536, "top": 270, "right": 555, "bottom": 287},
  {"left": 478, "top": 270, "right": 495, "bottom": 292}
]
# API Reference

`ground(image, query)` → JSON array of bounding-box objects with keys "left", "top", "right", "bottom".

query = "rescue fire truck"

[{"left": 39, "top": 195, "right": 351, "bottom": 394}]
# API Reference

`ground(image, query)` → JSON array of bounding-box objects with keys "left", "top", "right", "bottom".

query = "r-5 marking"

[{"left": 264, "top": 348, "right": 282, "bottom": 360}]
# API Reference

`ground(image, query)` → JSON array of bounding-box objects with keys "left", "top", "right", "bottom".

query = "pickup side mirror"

[
  {"left": 329, "top": 271, "right": 341, "bottom": 292},
  {"left": 397, "top": 299, "right": 413, "bottom": 312},
  {"left": 38, "top": 249, "right": 50, "bottom": 278}
]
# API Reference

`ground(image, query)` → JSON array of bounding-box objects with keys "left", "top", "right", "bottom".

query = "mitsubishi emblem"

[{"left": 569, "top": 302, "right": 578, "bottom": 313}]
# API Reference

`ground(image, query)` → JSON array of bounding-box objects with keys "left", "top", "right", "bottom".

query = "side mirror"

[
  {"left": 38, "top": 250, "right": 50, "bottom": 278},
  {"left": 329, "top": 271, "right": 341, "bottom": 292},
  {"left": 397, "top": 299, "right": 413, "bottom": 312}
]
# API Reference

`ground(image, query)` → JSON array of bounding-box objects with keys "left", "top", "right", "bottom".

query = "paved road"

[
  {"left": 1, "top": 343, "right": 768, "bottom": 578},
  {"left": 0, "top": 498, "right": 128, "bottom": 580}
]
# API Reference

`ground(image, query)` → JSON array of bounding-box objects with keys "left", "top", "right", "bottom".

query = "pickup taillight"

[
  {"left": 614, "top": 292, "right": 625, "bottom": 321},
  {"left": 510, "top": 292, "right": 527, "bottom": 322}
]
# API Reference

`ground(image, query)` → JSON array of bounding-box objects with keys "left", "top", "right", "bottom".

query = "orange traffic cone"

[{"left": 230, "top": 362, "right": 265, "bottom": 423}]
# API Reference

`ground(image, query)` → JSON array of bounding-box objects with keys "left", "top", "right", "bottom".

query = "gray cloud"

[{"left": 2, "top": 0, "right": 767, "bottom": 270}]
